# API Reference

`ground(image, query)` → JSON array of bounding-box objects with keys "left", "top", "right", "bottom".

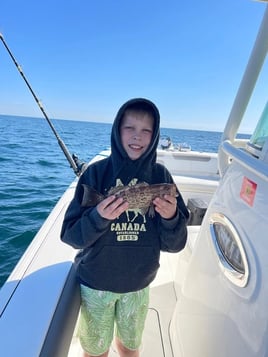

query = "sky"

[{"left": 0, "top": 0, "right": 268, "bottom": 133}]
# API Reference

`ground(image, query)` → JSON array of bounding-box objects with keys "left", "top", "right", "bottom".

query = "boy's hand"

[
  {"left": 153, "top": 195, "right": 177, "bottom": 219},
  {"left": 97, "top": 195, "right": 129, "bottom": 220}
]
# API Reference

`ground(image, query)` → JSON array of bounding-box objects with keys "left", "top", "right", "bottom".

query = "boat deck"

[
  {"left": 0, "top": 168, "right": 216, "bottom": 356},
  {"left": 68, "top": 226, "right": 200, "bottom": 356}
]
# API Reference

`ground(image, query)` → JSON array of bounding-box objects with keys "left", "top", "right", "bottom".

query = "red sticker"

[{"left": 240, "top": 177, "right": 257, "bottom": 206}]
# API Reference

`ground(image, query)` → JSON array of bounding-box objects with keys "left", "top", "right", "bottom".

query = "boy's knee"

[
  {"left": 83, "top": 351, "right": 109, "bottom": 357},
  {"left": 116, "top": 337, "right": 139, "bottom": 357}
]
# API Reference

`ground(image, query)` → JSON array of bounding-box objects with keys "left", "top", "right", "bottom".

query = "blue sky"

[{"left": 0, "top": 0, "right": 267, "bottom": 132}]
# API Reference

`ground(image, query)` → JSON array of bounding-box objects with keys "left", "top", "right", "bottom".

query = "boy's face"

[{"left": 120, "top": 112, "right": 154, "bottom": 160}]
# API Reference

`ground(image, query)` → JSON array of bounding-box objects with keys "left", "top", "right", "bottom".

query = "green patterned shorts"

[{"left": 78, "top": 285, "right": 149, "bottom": 356}]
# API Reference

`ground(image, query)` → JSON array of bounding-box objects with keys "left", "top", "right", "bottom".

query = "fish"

[{"left": 81, "top": 182, "right": 178, "bottom": 217}]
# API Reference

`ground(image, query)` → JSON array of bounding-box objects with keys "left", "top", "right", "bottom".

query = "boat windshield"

[{"left": 247, "top": 102, "right": 268, "bottom": 156}]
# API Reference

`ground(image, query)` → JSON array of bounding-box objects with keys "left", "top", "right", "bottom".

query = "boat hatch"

[
  {"left": 247, "top": 102, "right": 268, "bottom": 162},
  {"left": 210, "top": 212, "right": 249, "bottom": 287}
]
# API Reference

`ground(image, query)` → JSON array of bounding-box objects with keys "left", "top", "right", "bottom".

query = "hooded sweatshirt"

[{"left": 61, "top": 98, "right": 189, "bottom": 293}]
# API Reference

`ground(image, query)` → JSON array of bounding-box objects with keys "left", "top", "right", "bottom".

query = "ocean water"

[{"left": 0, "top": 115, "right": 250, "bottom": 287}]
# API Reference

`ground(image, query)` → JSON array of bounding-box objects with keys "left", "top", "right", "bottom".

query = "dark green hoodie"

[{"left": 61, "top": 98, "right": 189, "bottom": 293}]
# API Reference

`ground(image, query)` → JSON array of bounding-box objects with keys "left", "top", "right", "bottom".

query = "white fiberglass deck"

[
  {"left": 68, "top": 226, "right": 201, "bottom": 357},
  {"left": 0, "top": 152, "right": 218, "bottom": 357}
]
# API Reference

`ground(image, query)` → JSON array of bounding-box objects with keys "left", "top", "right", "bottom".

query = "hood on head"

[
  {"left": 109, "top": 98, "right": 161, "bottom": 184},
  {"left": 111, "top": 98, "right": 160, "bottom": 161}
]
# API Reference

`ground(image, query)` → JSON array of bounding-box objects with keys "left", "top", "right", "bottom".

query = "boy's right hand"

[{"left": 97, "top": 195, "right": 129, "bottom": 220}]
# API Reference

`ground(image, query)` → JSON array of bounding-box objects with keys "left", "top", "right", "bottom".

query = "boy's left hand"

[{"left": 153, "top": 195, "right": 177, "bottom": 219}]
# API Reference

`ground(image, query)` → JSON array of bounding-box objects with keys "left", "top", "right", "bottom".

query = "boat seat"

[{"left": 172, "top": 175, "right": 218, "bottom": 208}]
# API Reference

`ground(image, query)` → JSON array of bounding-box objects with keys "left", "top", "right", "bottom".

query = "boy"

[{"left": 61, "top": 98, "right": 189, "bottom": 357}]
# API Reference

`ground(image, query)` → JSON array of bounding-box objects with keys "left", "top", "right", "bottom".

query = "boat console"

[{"left": 247, "top": 101, "right": 268, "bottom": 162}]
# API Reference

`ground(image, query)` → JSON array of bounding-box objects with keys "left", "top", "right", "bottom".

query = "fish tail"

[{"left": 81, "top": 184, "right": 104, "bottom": 207}]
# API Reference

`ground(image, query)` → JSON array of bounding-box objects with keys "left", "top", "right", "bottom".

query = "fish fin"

[
  {"left": 148, "top": 204, "right": 155, "bottom": 218},
  {"left": 81, "top": 184, "right": 104, "bottom": 207},
  {"left": 108, "top": 181, "right": 149, "bottom": 195},
  {"left": 108, "top": 185, "right": 125, "bottom": 195},
  {"left": 136, "top": 182, "right": 149, "bottom": 189}
]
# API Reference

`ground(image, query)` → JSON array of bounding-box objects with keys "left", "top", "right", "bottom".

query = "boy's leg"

[
  {"left": 79, "top": 285, "right": 117, "bottom": 356},
  {"left": 83, "top": 351, "right": 109, "bottom": 357},
  {"left": 115, "top": 287, "right": 149, "bottom": 356},
  {"left": 115, "top": 337, "right": 139, "bottom": 357}
]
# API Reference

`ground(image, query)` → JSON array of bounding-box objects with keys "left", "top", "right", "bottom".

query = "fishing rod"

[{"left": 0, "top": 33, "right": 85, "bottom": 176}]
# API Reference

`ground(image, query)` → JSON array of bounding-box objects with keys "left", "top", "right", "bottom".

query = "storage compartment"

[{"left": 187, "top": 198, "right": 208, "bottom": 225}]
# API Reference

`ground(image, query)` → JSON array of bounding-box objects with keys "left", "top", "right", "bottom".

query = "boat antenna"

[{"left": 0, "top": 33, "right": 85, "bottom": 176}]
